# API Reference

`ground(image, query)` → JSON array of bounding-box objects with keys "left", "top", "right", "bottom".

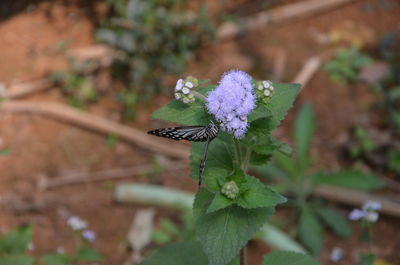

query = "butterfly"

[{"left": 148, "top": 122, "right": 218, "bottom": 187}]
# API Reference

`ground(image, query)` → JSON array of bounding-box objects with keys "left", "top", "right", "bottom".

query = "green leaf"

[
  {"left": 273, "top": 151, "right": 297, "bottom": 178},
  {"left": 316, "top": 207, "right": 352, "bottom": 238},
  {"left": 190, "top": 138, "right": 233, "bottom": 181},
  {"left": 204, "top": 168, "right": 229, "bottom": 191},
  {"left": 41, "top": 254, "right": 71, "bottom": 265},
  {"left": 266, "top": 83, "right": 301, "bottom": 129},
  {"left": 262, "top": 251, "right": 322, "bottom": 265},
  {"left": 207, "top": 193, "right": 234, "bottom": 213},
  {"left": 294, "top": 103, "right": 315, "bottom": 170},
  {"left": 0, "top": 225, "right": 32, "bottom": 254},
  {"left": 139, "top": 241, "right": 209, "bottom": 265},
  {"left": 298, "top": 207, "right": 323, "bottom": 255},
  {"left": 193, "top": 188, "right": 215, "bottom": 221},
  {"left": 196, "top": 205, "right": 273, "bottom": 265},
  {"left": 236, "top": 175, "right": 287, "bottom": 209},
  {"left": 152, "top": 230, "right": 172, "bottom": 244},
  {"left": 248, "top": 83, "right": 300, "bottom": 129},
  {"left": 0, "top": 255, "right": 34, "bottom": 265},
  {"left": 314, "top": 170, "right": 384, "bottom": 191},
  {"left": 151, "top": 100, "right": 210, "bottom": 126},
  {"left": 75, "top": 246, "right": 102, "bottom": 261}
]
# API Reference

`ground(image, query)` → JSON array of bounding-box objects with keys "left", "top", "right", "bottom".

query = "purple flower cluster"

[
  {"left": 206, "top": 70, "right": 256, "bottom": 139},
  {"left": 348, "top": 200, "right": 381, "bottom": 223}
]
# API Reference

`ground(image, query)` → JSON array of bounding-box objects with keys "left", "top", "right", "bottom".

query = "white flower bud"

[
  {"left": 175, "top": 79, "right": 183, "bottom": 91},
  {"left": 182, "top": 97, "right": 190, "bottom": 104},
  {"left": 175, "top": 93, "right": 181, "bottom": 100},
  {"left": 264, "top": 89, "right": 271, "bottom": 96},
  {"left": 221, "top": 181, "right": 239, "bottom": 199},
  {"left": 185, "top": 81, "right": 194, "bottom": 88},
  {"left": 182, "top": 87, "right": 190, "bottom": 94},
  {"left": 262, "top": 80, "right": 271, "bottom": 88},
  {"left": 365, "top": 211, "right": 379, "bottom": 223},
  {"left": 257, "top": 84, "right": 264, "bottom": 90}
]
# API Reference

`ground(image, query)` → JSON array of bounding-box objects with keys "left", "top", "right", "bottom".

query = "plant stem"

[
  {"left": 233, "top": 137, "right": 247, "bottom": 265},
  {"left": 192, "top": 91, "right": 206, "bottom": 101},
  {"left": 243, "top": 147, "right": 251, "bottom": 172},
  {"left": 233, "top": 138, "right": 243, "bottom": 170}
]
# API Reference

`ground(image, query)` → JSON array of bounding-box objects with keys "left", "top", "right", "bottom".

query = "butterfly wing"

[{"left": 147, "top": 126, "right": 209, "bottom": 142}]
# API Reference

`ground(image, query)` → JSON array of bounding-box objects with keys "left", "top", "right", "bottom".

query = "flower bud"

[
  {"left": 255, "top": 80, "right": 275, "bottom": 104},
  {"left": 221, "top": 181, "right": 239, "bottom": 199}
]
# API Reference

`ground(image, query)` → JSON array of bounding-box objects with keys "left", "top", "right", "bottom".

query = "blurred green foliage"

[
  {"left": 97, "top": 0, "right": 214, "bottom": 118},
  {"left": 325, "top": 47, "right": 372, "bottom": 84},
  {"left": 253, "top": 103, "right": 383, "bottom": 255},
  {"left": 0, "top": 226, "right": 102, "bottom": 265},
  {"left": 51, "top": 58, "right": 98, "bottom": 109}
]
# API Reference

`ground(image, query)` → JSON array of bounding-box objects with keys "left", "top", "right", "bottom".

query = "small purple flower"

[
  {"left": 330, "top": 247, "right": 344, "bottom": 262},
  {"left": 82, "top": 229, "right": 96, "bottom": 243},
  {"left": 362, "top": 201, "right": 381, "bottom": 211},
  {"left": 348, "top": 209, "right": 366, "bottom": 221},
  {"left": 206, "top": 70, "right": 256, "bottom": 139}
]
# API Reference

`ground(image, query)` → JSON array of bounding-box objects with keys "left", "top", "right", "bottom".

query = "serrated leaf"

[
  {"left": 190, "top": 138, "right": 233, "bottom": 181},
  {"left": 237, "top": 175, "right": 287, "bottom": 209},
  {"left": 298, "top": 207, "right": 323, "bottom": 255},
  {"left": 204, "top": 167, "right": 229, "bottom": 191},
  {"left": 0, "top": 255, "right": 34, "bottom": 265},
  {"left": 313, "top": 170, "right": 384, "bottom": 190},
  {"left": 266, "top": 83, "right": 301, "bottom": 128},
  {"left": 41, "top": 254, "right": 71, "bottom": 265},
  {"left": 294, "top": 103, "right": 315, "bottom": 170},
  {"left": 193, "top": 188, "right": 215, "bottom": 221},
  {"left": 196, "top": 205, "right": 273, "bottom": 265},
  {"left": 75, "top": 246, "right": 102, "bottom": 261},
  {"left": 262, "top": 251, "right": 322, "bottom": 265},
  {"left": 207, "top": 193, "right": 234, "bottom": 213},
  {"left": 151, "top": 100, "right": 210, "bottom": 126},
  {"left": 316, "top": 207, "right": 352, "bottom": 238},
  {"left": 139, "top": 241, "right": 209, "bottom": 265},
  {"left": 0, "top": 225, "right": 32, "bottom": 254}
]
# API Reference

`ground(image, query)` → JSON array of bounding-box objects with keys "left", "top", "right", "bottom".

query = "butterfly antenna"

[{"left": 198, "top": 138, "right": 211, "bottom": 190}]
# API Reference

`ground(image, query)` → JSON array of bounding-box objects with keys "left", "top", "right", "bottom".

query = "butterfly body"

[{"left": 147, "top": 122, "right": 218, "bottom": 188}]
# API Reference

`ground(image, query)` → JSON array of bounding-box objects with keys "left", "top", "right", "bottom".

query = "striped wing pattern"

[{"left": 147, "top": 123, "right": 218, "bottom": 142}]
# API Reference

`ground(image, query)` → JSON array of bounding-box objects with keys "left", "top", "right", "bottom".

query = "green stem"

[
  {"left": 192, "top": 91, "right": 206, "bottom": 101},
  {"left": 233, "top": 137, "right": 247, "bottom": 265},
  {"left": 233, "top": 138, "right": 243, "bottom": 170},
  {"left": 243, "top": 147, "right": 251, "bottom": 172},
  {"left": 367, "top": 224, "right": 373, "bottom": 254}
]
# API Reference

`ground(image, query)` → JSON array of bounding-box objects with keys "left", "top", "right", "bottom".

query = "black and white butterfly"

[{"left": 148, "top": 122, "right": 218, "bottom": 187}]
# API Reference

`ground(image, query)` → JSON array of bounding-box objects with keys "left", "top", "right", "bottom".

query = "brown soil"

[{"left": 0, "top": 0, "right": 400, "bottom": 265}]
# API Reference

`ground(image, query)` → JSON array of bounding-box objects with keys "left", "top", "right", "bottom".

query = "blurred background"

[{"left": 0, "top": 0, "right": 399, "bottom": 264}]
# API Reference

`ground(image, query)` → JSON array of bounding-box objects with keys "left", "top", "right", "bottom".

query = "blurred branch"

[
  {"left": 38, "top": 162, "right": 186, "bottom": 190},
  {"left": 217, "top": 0, "right": 358, "bottom": 40},
  {"left": 292, "top": 56, "right": 322, "bottom": 88},
  {"left": 313, "top": 186, "right": 400, "bottom": 218},
  {"left": 0, "top": 101, "right": 190, "bottom": 160},
  {"left": 4, "top": 79, "right": 53, "bottom": 99}
]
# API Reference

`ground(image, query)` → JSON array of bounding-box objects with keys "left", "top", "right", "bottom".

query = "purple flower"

[
  {"left": 348, "top": 209, "right": 366, "bottom": 221},
  {"left": 82, "top": 229, "right": 96, "bottom": 242},
  {"left": 330, "top": 247, "right": 344, "bottom": 262},
  {"left": 206, "top": 70, "right": 256, "bottom": 139},
  {"left": 362, "top": 201, "right": 381, "bottom": 211}
]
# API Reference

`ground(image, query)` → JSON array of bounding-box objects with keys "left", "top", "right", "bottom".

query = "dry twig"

[{"left": 0, "top": 101, "right": 190, "bottom": 160}]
